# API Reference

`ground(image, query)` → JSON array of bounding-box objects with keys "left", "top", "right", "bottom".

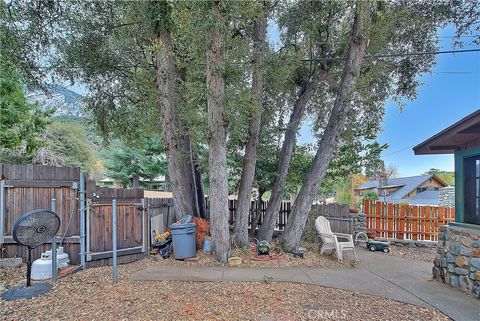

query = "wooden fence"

[
  {"left": 363, "top": 200, "right": 455, "bottom": 241},
  {"left": 228, "top": 199, "right": 292, "bottom": 231},
  {"left": 303, "top": 204, "right": 353, "bottom": 242},
  {"left": 0, "top": 164, "right": 81, "bottom": 264},
  {"left": 144, "top": 198, "right": 352, "bottom": 244},
  {"left": 0, "top": 164, "right": 145, "bottom": 267},
  {"left": 85, "top": 181, "right": 145, "bottom": 263}
]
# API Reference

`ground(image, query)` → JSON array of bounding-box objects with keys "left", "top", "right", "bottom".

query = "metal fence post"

[
  {"left": 0, "top": 180, "right": 5, "bottom": 245},
  {"left": 79, "top": 172, "right": 86, "bottom": 269},
  {"left": 147, "top": 198, "right": 151, "bottom": 255},
  {"left": 112, "top": 199, "right": 117, "bottom": 284},
  {"left": 51, "top": 198, "right": 57, "bottom": 282}
]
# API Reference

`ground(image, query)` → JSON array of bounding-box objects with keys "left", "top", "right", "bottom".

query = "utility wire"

[
  {"left": 382, "top": 145, "right": 415, "bottom": 157},
  {"left": 29, "top": 48, "right": 480, "bottom": 70},
  {"left": 301, "top": 48, "right": 480, "bottom": 62}
]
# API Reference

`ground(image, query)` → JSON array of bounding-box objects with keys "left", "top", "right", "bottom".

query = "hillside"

[{"left": 26, "top": 85, "right": 85, "bottom": 117}]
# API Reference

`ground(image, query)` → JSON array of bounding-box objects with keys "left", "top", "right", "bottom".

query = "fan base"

[{"left": 1, "top": 283, "right": 51, "bottom": 301}]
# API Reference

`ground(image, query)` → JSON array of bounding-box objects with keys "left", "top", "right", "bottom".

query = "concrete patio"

[{"left": 132, "top": 249, "right": 480, "bottom": 321}]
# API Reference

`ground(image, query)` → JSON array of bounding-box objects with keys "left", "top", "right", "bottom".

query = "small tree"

[
  {"left": 0, "top": 58, "right": 50, "bottom": 156},
  {"left": 103, "top": 135, "right": 167, "bottom": 188},
  {"left": 362, "top": 190, "right": 379, "bottom": 202}
]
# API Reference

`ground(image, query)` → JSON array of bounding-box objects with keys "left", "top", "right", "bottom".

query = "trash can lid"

[
  {"left": 169, "top": 222, "right": 196, "bottom": 230},
  {"left": 178, "top": 215, "right": 192, "bottom": 224}
]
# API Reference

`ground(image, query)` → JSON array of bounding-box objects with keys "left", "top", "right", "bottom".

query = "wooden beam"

[
  {"left": 87, "top": 246, "right": 144, "bottom": 261},
  {"left": 4, "top": 180, "right": 77, "bottom": 188},
  {"left": 429, "top": 145, "right": 459, "bottom": 151},
  {"left": 2, "top": 236, "right": 80, "bottom": 244}
]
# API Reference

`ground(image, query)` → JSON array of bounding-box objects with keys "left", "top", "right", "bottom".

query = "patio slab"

[{"left": 131, "top": 249, "right": 480, "bottom": 321}]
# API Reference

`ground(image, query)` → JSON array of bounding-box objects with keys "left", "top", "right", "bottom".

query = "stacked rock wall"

[
  {"left": 433, "top": 225, "right": 480, "bottom": 299},
  {"left": 439, "top": 186, "right": 455, "bottom": 208}
]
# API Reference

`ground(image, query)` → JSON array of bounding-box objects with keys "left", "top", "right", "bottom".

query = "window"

[
  {"left": 463, "top": 156, "right": 480, "bottom": 225},
  {"left": 417, "top": 187, "right": 427, "bottom": 193},
  {"left": 434, "top": 187, "right": 440, "bottom": 191}
]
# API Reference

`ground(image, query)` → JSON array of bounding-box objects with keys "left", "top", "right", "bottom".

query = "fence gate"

[
  {"left": 85, "top": 182, "right": 145, "bottom": 261},
  {"left": 0, "top": 164, "right": 81, "bottom": 264}
]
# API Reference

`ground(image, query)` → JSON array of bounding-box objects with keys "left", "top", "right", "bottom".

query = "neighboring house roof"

[
  {"left": 377, "top": 184, "right": 406, "bottom": 189},
  {"left": 356, "top": 174, "right": 447, "bottom": 201},
  {"left": 99, "top": 175, "right": 166, "bottom": 183},
  {"left": 355, "top": 181, "right": 379, "bottom": 190},
  {"left": 401, "top": 190, "right": 441, "bottom": 206}
]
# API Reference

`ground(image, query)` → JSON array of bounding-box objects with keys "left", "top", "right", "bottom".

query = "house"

[
  {"left": 98, "top": 175, "right": 167, "bottom": 191},
  {"left": 414, "top": 109, "right": 480, "bottom": 299},
  {"left": 355, "top": 174, "right": 448, "bottom": 205}
]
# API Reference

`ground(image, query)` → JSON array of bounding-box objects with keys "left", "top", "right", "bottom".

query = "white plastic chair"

[{"left": 315, "top": 216, "right": 357, "bottom": 262}]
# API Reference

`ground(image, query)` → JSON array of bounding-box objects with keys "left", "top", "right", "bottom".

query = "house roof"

[
  {"left": 406, "top": 190, "right": 441, "bottom": 206},
  {"left": 99, "top": 175, "right": 166, "bottom": 183},
  {"left": 356, "top": 174, "right": 447, "bottom": 200},
  {"left": 386, "top": 191, "right": 441, "bottom": 206},
  {"left": 377, "top": 184, "right": 406, "bottom": 189},
  {"left": 413, "top": 109, "right": 480, "bottom": 155}
]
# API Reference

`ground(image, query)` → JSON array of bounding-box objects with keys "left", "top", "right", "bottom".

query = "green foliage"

[
  {"left": 362, "top": 190, "right": 379, "bottom": 201},
  {"left": 285, "top": 145, "right": 314, "bottom": 198},
  {"left": 103, "top": 135, "right": 167, "bottom": 187},
  {"left": 0, "top": 118, "right": 99, "bottom": 173},
  {"left": 262, "top": 275, "right": 273, "bottom": 284},
  {"left": 3, "top": 0, "right": 478, "bottom": 200},
  {"left": 0, "top": 57, "right": 51, "bottom": 155},
  {"left": 44, "top": 121, "right": 97, "bottom": 172},
  {"left": 423, "top": 168, "right": 455, "bottom": 186}
]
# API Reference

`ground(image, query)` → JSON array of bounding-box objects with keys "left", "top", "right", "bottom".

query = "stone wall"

[
  {"left": 352, "top": 213, "right": 366, "bottom": 237},
  {"left": 433, "top": 225, "right": 480, "bottom": 299},
  {"left": 439, "top": 186, "right": 455, "bottom": 208}
]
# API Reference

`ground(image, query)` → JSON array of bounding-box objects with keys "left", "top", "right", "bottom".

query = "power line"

[
  {"left": 301, "top": 48, "right": 480, "bottom": 62},
  {"left": 382, "top": 145, "right": 415, "bottom": 157},
  {"left": 435, "top": 71, "right": 472, "bottom": 74},
  {"left": 28, "top": 48, "right": 480, "bottom": 70},
  {"left": 437, "top": 35, "right": 478, "bottom": 39}
]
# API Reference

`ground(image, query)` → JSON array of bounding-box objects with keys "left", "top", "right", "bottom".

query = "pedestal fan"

[{"left": 2, "top": 209, "right": 60, "bottom": 301}]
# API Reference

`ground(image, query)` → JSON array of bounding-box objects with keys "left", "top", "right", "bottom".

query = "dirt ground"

[
  {"left": 0, "top": 257, "right": 449, "bottom": 321},
  {"left": 155, "top": 242, "right": 348, "bottom": 268},
  {"left": 154, "top": 240, "right": 437, "bottom": 268}
]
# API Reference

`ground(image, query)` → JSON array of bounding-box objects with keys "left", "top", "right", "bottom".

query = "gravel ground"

[
  {"left": 353, "top": 240, "right": 437, "bottom": 263},
  {"left": 386, "top": 245, "right": 437, "bottom": 262},
  {"left": 0, "top": 259, "right": 450, "bottom": 321}
]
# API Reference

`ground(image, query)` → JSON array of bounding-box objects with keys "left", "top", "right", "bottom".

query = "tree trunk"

[
  {"left": 193, "top": 157, "right": 207, "bottom": 219},
  {"left": 234, "top": 10, "right": 267, "bottom": 248},
  {"left": 132, "top": 156, "right": 139, "bottom": 188},
  {"left": 132, "top": 175, "right": 139, "bottom": 188},
  {"left": 156, "top": 32, "right": 199, "bottom": 220},
  {"left": 256, "top": 68, "right": 330, "bottom": 241},
  {"left": 281, "top": 1, "right": 372, "bottom": 250},
  {"left": 207, "top": 2, "right": 230, "bottom": 262},
  {"left": 249, "top": 188, "right": 265, "bottom": 236}
]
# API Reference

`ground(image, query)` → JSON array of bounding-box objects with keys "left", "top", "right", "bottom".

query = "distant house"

[
  {"left": 98, "top": 175, "right": 167, "bottom": 191},
  {"left": 355, "top": 174, "right": 449, "bottom": 205}
]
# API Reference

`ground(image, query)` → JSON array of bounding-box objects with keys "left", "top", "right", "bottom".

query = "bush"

[{"left": 362, "top": 190, "right": 379, "bottom": 201}]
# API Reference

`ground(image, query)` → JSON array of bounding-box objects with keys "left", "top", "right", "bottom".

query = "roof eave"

[{"left": 413, "top": 109, "right": 480, "bottom": 155}]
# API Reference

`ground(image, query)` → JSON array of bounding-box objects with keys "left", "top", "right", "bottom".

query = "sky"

[
  {"left": 377, "top": 27, "right": 480, "bottom": 176},
  {"left": 268, "top": 24, "right": 480, "bottom": 177}
]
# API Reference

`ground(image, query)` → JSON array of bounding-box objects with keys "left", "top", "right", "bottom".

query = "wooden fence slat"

[{"left": 363, "top": 200, "right": 454, "bottom": 241}]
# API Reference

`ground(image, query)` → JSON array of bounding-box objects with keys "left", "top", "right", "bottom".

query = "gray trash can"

[{"left": 170, "top": 223, "right": 196, "bottom": 259}]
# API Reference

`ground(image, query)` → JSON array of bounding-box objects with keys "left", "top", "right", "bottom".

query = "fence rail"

[
  {"left": 363, "top": 200, "right": 455, "bottom": 241},
  {"left": 0, "top": 164, "right": 145, "bottom": 267}
]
